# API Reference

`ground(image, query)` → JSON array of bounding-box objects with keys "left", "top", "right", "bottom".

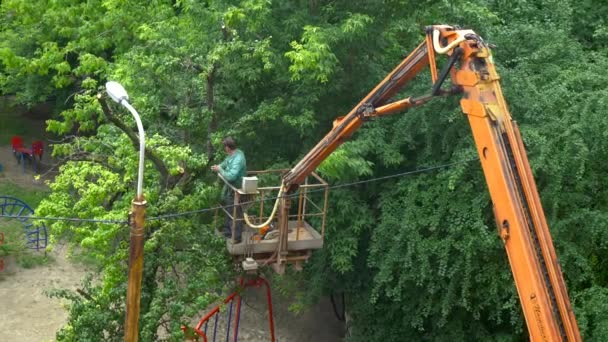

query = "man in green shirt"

[{"left": 211, "top": 136, "right": 246, "bottom": 243}]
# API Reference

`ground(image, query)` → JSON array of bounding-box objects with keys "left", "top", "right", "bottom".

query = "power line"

[
  {"left": 323, "top": 157, "right": 478, "bottom": 190},
  {"left": 0, "top": 215, "right": 128, "bottom": 224},
  {"left": 0, "top": 157, "right": 477, "bottom": 224},
  {"left": 147, "top": 157, "right": 478, "bottom": 221}
]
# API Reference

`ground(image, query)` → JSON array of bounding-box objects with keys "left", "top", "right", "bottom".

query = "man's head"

[{"left": 222, "top": 136, "right": 237, "bottom": 154}]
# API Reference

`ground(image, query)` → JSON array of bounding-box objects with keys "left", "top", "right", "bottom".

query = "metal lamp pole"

[{"left": 106, "top": 81, "right": 146, "bottom": 342}]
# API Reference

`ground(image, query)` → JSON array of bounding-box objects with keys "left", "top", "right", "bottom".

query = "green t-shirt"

[{"left": 219, "top": 149, "right": 246, "bottom": 198}]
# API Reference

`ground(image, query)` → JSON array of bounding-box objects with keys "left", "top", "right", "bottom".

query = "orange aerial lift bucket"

[{"left": 218, "top": 170, "right": 328, "bottom": 274}]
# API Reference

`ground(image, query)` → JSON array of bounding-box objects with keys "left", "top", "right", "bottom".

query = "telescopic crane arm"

[{"left": 282, "top": 25, "right": 581, "bottom": 341}]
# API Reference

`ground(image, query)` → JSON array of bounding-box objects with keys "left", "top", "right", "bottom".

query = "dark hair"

[{"left": 222, "top": 136, "right": 237, "bottom": 150}]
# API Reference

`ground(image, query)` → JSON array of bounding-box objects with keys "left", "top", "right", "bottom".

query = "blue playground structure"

[{"left": 0, "top": 195, "right": 48, "bottom": 251}]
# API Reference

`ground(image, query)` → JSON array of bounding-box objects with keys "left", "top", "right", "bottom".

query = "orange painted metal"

[
  {"left": 425, "top": 31, "right": 438, "bottom": 83},
  {"left": 282, "top": 41, "right": 430, "bottom": 192},
  {"left": 280, "top": 25, "right": 581, "bottom": 341},
  {"left": 454, "top": 33, "right": 580, "bottom": 341},
  {"left": 124, "top": 198, "right": 147, "bottom": 342},
  {"left": 373, "top": 97, "right": 415, "bottom": 117}
]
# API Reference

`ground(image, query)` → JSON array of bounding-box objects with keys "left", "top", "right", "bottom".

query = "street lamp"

[
  {"left": 106, "top": 81, "right": 145, "bottom": 199},
  {"left": 106, "top": 81, "right": 146, "bottom": 342}
]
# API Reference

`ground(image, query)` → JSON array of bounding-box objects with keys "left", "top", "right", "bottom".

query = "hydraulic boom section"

[
  {"left": 446, "top": 27, "right": 581, "bottom": 342},
  {"left": 282, "top": 25, "right": 581, "bottom": 341}
]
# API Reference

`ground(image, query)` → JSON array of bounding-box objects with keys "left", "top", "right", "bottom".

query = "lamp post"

[{"left": 106, "top": 81, "right": 146, "bottom": 342}]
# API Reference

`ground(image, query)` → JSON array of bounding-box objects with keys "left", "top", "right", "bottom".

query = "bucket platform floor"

[{"left": 226, "top": 220, "right": 323, "bottom": 255}]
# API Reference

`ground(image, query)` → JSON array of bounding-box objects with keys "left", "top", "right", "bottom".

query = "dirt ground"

[
  {"left": 185, "top": 284, "right": 345, "bottom": 342},
  {"left": 229, "top": 287, "right": 345, "bottom": 342},
  {"left": 0, "top": 249, "right": 88, "bottom": 342},
  {"left": 0, "top": 123, "right": 83, "bottom": 342}
]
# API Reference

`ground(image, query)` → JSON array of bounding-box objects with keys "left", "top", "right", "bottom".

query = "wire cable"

[
  {"left": 0, "top": 158, "right": 477, "bottom": 224},
  {"left": 0, "top": 215, "right": 127, "bottom": 224},
  {"left": 147, "top": 157, "right": 478, "bottom": 221}
]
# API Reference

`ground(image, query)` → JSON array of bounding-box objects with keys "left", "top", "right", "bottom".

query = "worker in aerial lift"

[{"left": 211, "top": 136, "right": 247, "bottom": 243}]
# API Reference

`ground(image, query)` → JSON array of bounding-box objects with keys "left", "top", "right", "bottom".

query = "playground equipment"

[
  {"left": 0, "top": 195, "right": 48, "bottom": 251},
  {"left": 182, "top": 277, "right": 275, "bottom": 342}
]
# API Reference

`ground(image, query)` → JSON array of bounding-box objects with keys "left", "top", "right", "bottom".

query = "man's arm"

[
  {"left": 211, "top": 155, "right": 229, "bottom": 173},
  {"left": 219, "top": 153, "right": 245, "bottom": 182}
]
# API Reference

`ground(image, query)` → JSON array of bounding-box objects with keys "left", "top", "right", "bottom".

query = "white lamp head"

[{"left": 105, "top": 81, "right": 129, "bottom": 104}]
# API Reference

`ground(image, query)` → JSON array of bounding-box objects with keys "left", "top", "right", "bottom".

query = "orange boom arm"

[{"left": 282, "top": 25, "right": 581, "bottom": 341}]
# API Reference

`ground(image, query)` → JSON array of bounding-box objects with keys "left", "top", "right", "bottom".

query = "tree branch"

[
  {"left": 68, "top": 152, "right": 122, "bottom": 174},
  {"left": 77, "top": 288, "right": 94, "bottom": 301},
  {"left": 97, "top": 94, "right": 171, "bottom": 191}
]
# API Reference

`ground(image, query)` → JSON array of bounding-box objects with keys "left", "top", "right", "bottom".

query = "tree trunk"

[{"left": 206, "top": 66, "right": 217, "bottom": 161}]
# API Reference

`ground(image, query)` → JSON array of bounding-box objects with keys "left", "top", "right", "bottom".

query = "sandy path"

[{"left": 0, "top": 249, "right": 88, "bottom": 342}]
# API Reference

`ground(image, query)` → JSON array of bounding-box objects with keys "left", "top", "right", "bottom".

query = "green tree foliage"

[{"left": 1, "top": 0, "right": 607, "bottom": 341}]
